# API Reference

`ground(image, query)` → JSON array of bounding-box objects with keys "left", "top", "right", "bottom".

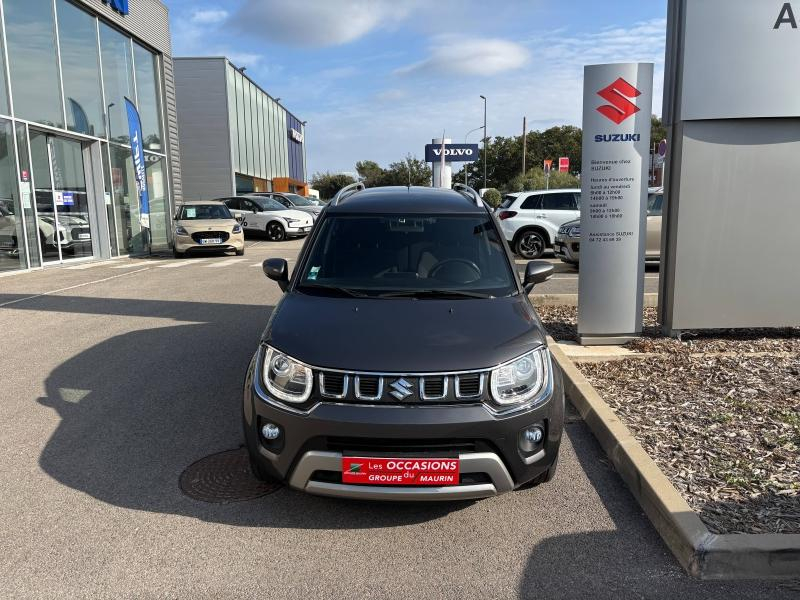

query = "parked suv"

[
  {"left": 221, "top": 195, "right": 313, "bottom": 241},
  {"left": 553, "top": 188, "right": 664, "bottom": 265},
  {"left": 497, "top": 189, "right": 581, "bottom": 259},
  {"left": 243, "top": 183, "right": 565, "bottom": 500},
  {"left": 249, "top": 192, "right": 323, "bottom": 221}
]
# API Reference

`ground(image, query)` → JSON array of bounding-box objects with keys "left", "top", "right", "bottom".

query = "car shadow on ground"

[{"left": 12, "top": 294, "right": 467, "bottom": 529}]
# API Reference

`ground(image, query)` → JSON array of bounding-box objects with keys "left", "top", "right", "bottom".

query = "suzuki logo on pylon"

[{"left": 596, "top": 78, "right": 641, "bottom": 125}]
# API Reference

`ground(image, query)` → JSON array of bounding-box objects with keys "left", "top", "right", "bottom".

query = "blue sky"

[{"left": 166, "top": 0, "right": 668, "bottom": 176}]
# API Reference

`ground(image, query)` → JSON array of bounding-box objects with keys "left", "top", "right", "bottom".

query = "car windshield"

[
  {"left": 298, "top": 215, "right": 518, "bottom": 298},
  {"left": 253, "top": 197, "right": 286, "bottom": 211},
  {"left": 179, "top": 204, "right": 233, "bottom": 220},
  {"left": 284, "top": 194, "right": 316, "bottom": 207}
]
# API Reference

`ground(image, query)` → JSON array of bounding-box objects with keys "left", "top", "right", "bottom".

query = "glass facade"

[
  {"left": 225, "top": 63, "right": 305, "bottom": 189},
  {"left": 0, "top": 0, "right": 171, "bottom": 272}
]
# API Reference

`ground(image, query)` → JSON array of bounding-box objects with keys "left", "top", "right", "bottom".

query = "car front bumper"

[
  {"left": 554, "top": 235, "right": 579, "bottom": 264},
  {"left": 243, "top": 352, "right": 565, "bottom": 501},
  {"left": 174, "top": 234, "right": 244, "bottom": 253},
  {"left": 285, "top": 225, "right": 313, "bottom": 237}
]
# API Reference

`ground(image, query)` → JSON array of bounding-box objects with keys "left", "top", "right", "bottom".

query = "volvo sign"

[
  {"left": 424, "top": 143, "right": 479, "bottom": 163},
  {"left": 578, "top": 63, "right": 653, "bottom": 345}
]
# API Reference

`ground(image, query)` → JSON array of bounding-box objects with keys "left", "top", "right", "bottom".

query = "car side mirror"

[
  {"left": 523, "top": 260, "right": 554, "bottom": 293},
  {"left": 263, "top": 258, "right": 289, "bottom": 291}
]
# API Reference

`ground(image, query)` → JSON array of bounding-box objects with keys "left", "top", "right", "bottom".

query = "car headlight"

[
  {"left": 285, "top": 218, "right": 300, "bottom": 225},
  {"left": 568, "top": 226, "right": 581, "bottom": 238},
  {"left": 175, "top": 225, "right": 189, "bottom": 236},
  {"left": 263, "top": 346, "right": 313, "bottom": 404},
  {"left": 232, "top": 224, "right": 242, "bottom": 234},
  {"left": 490, "top": 347, "right": 550, "bottom": 407}
]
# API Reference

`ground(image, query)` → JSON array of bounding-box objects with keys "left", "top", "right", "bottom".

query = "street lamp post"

[
  {"left": 480, "top": 95, "right": 487, "bottom": 191},
  {"left": 464, "top": 126, "right": 483, "bottom": 185},
  {"left": 301, "top": 120, "right": 308, "bottom": 190}
]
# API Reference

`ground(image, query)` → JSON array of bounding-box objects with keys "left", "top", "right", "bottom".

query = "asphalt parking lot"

[{"left": 0, "top": 239, "right": 791, "bottom": 599}]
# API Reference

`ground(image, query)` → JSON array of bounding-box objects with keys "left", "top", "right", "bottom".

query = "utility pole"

[
  {"left": 480, "top": 95, "right": 487, "bottom": 190},
  {"left": 522, "top": 116, "right": 527, "bottom": 176}
]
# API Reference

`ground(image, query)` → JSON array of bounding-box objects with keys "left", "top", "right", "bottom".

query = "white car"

[
  {"left": 496, "top": 189, "right": 581, "bottom": 259},
  {"left": 221, "top": 195, "right": 313, "bottom": 241}
]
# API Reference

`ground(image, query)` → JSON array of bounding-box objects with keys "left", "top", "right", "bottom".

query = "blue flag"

[{"left": 125, "top": 97, "right": 150, "bottom": 229}]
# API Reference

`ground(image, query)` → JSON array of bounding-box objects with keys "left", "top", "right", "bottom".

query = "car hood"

[
  {"left": 263, "top": 293, "right": 546, "bottom": 372},
  {"left": 177, "top": 219, "right": 238, "bottom": 231}
]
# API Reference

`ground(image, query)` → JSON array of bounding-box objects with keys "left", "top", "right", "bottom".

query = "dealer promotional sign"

[
  {"left": 125, "top": 98, "right": 150, "bottom": 230},
  {"left": 577, "top": 63, "right": 653, "bottom": 345}
]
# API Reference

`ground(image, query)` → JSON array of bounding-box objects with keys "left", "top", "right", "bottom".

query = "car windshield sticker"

[
  {"left": 309, "top": 266, "right": 320, "bottom": 280},
  {"left": 186, "top": 207, "right": 196, "bottom": 218}
]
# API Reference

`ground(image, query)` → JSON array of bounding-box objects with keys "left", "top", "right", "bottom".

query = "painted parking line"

[
  {"left": 204, "top": 259, "right": 248, "bottom": 268},
  {"left": 110, "top": 263, "right": 145, "bottom": 270},
  {"left": 66, "top": 261, "right": 110, "bottom": 270},
  {"left": 157, "top": 259, "right": 207, "bottom": 269}
]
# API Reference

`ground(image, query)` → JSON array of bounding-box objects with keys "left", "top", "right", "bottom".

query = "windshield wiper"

[
  {"left": 377, "top": 289, "right": 494, "bottom": 299},
  {"left": 298, "top": 283, "right": 371, "bottom": 298}
]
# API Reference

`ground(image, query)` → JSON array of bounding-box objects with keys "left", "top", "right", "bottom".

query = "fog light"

[
  {"left": 520, "top": 425, "right": 544, "bottom": 453},
  {"left": 524, "top": 427, "right": 543, "bottom": 444},
  {"left": 261, "top": 423, "right": 281, "bottom": 440}
]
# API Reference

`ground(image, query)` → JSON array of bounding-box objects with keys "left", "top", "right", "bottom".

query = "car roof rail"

[
  {"left": 330, "top": 181, "right": 366, "bottom": 206},
  {"left": 452, "top": 183, "right": 485, "bottom": 209}
]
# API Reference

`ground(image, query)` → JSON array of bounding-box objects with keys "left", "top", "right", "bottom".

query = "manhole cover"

[{"left": 179, "top": 448, "right": 282, "bottom": 503}]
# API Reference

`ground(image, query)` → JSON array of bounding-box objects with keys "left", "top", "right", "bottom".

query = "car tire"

[
  {"left": 236, "top": 248, "right": 245, "bottom": 256},
  {"left": 173, "top": 248, "right": 184, "bottom": 259},
  {"left": 266, "top": 221, "right": 286, "bottom": 242},
  {"left": 517, "top": 454, "right": 559, "bottom": 490},
  {"left": 516, "top": 231, "right": 547, "bottom": 259}
]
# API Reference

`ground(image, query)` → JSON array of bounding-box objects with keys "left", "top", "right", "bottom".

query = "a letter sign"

[
  {"left": 102, "top": 0, "right": 129, "bottom": 15},
  {"left": 578, "top": 63, "right": 653, "bottom": 345},
  {"left": 424, "top": 143, "right": 479, "bottom": 163}
]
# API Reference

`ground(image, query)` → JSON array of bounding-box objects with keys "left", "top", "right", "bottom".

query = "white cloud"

[
  {"left": 191, "top": 9, "right": 229, "bottom": 25},
  {"left": 396, "top": 37, "right": 530, "bottom": 76},
  {"left": 231, "top": 0, "right": 418, "bottom": 47},
  {"left": 304, "top": 18, "right": 668, "bottom": 174}
]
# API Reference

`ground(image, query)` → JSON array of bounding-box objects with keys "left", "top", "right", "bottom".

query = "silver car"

[
  {"left": 554, "top": 188, "right": 664, "bottom": 264},
  {"left": 250, "top": 192, "right": 323, "bottom": 221}
]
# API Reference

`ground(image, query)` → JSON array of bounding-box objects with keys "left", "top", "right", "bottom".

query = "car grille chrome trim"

[
  {"left": 354, "top": 375, "right": 383, "bottom": 401},
  {"left": 319, "top": 372, "right": 349, "bottom": 399},
  {"left": 419, "top": 376, "right": 448, "bottom": 401},
  {"left": 454, "top": 373, "right": 485, "bottom": 400}
]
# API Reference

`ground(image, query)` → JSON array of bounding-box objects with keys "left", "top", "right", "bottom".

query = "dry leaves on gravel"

[{"left": 580, "top": 354, "right": 800, "bottom": 534}]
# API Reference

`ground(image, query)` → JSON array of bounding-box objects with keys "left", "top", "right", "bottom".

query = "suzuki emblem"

[
  {"left": 389, "top": 378, "right": 414, "bottom": 400},
  {"left": 596, "top": 78, "right": 641, "bottom": 125}
]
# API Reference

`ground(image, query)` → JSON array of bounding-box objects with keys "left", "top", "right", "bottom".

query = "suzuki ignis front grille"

[{"left": 317, "top": 370, "right": 487, "bottom": 404}]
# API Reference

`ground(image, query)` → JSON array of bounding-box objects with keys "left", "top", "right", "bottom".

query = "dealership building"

[
  {"left": 174, "top": 57, "right": 307, "bottom": 200},
  {"left": 0, "top": 0, "right": 182, "bottom": 274}
]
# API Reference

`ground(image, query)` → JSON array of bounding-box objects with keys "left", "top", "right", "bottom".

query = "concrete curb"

[
  {"left": 548, "top": 339, "right": 800, "bottom": 580},
  {"left": 533, "top": 293, "right": 658, "bottom": 307}
]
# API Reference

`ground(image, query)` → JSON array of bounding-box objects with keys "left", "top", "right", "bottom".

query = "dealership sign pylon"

[{"left": 577, "top": 63, "right": 653, "bottom": 345}]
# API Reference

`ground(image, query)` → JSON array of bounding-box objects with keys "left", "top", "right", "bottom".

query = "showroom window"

[
  {"left": 133, "top": 43, "right": 163, "bottom": 152},
  {"left": 100, "top": 22, "right": 135, "bottom": 145},
  {"left": 4, "top": 0, "right": 63, "bottom": 128},
  {"left": 0, "top": 118, "right": 25, "bottom": 272},
  {"left": 145, "top": 152, "right": 168, "bottom": 250},
  {"left": 56, "top": 0, "right": 105, "bottom": 137}
]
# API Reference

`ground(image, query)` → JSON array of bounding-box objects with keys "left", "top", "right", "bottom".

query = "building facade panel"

[{"left": 173, "top": 57, "right": 232, "bottom": 200}]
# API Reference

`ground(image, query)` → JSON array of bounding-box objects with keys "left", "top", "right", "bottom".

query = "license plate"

[
  {"left": 301, "top": 227, "right": 310, "bottom": 232},
  {"left": 341, "top": 457, "right": 460, "bottom": 486},
  {"left": 78, "top": 233, "right": 91, "bottom": 240},
  {"left": 200, "top": 238, "right": 222, "bottom": 245}
]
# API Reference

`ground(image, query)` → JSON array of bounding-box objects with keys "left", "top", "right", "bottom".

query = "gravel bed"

[
  {"left": 579, "top": 354, "right": 800, "bottom": 534},
  {"left": 538, "top": 305, "right": 800, "bottom": 354}
]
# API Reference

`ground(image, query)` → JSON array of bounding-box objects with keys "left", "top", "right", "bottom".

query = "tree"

[
  {"left": 651, "top": 115, "right": 667, "bottom": 147},
  {"left": 355, "top": 160, "right": 383, "bottom": 187},
  {"left": 310, "top": 172, "right": 356, "bottom": 200},
  {"left": 482, "top": 188, "right": 502, "bottom": 208},
  {"left": 353, "top": 155, "right": 431, "bottom": 188},
  {"left": 507, "top": 169, "right": 580, "bottom": 193}
]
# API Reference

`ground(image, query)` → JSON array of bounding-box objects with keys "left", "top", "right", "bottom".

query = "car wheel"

[
  {"left": 516, "top": 231, "right": 546, "bottom": 259},
  {"left": 236, "top": 248, "right": 245, "bottom": 256},
  {"left": 173, "top": 248, "right": 184, "bottom": 258},
  {"left": 266, "top": 221, "right": 286, "bottom": 242}
]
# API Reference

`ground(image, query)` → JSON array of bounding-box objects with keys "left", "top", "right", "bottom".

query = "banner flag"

[{"left": 125, "top": 97, "right": 150, "bottom": 229}]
